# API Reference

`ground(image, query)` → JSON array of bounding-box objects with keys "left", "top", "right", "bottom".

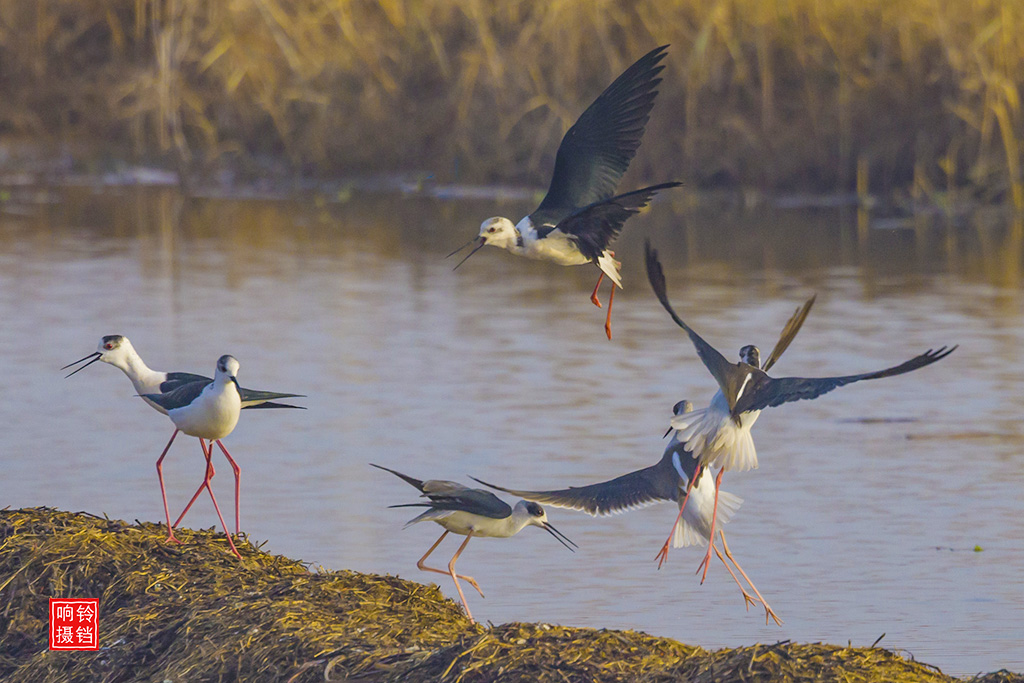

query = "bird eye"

[
  {"left": 488, "top": 227, "right": 496, "bottom": 233},
  {"left": 104, "top": 343, "right": 113, "bottom": 350}
]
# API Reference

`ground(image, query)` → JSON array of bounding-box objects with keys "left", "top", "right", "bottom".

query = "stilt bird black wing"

[
  {"left": 370, "top": 463, "right": 426, "bottom": 492},
  {"left": 646, "top": 241, "right": 745, "bottom": 406},
  {"left": 761, "top": 295, "right": 816, "bottom": 372},
  {"left": 390, "top": 488, "right": 513, "bottom": 519},
  {"left": 553, "top": 182, "right": 681, "bottom": 260},
  {"left": 160, "top": 371, "right": 211, "bottom": 393},
  {"left": 238, "top": 387, "right": 306, "bottom": 410},
  {"left": 733, "top": 346, "right": 957, "bottom": 414},
  {"left": 533, "top": 45, "right": 668, "bottom": 224},
  {"left": 470, "top": 453, "right": 681, "bottom": 517},
  {"left": 241, "top": 401, "right": 306, "bottom": 410},
  {"left": 373, "top": 464, "right": 514, "bottom": 519},
  {"left": 140, "top": 379, "right": 212, "bottom": 411}
]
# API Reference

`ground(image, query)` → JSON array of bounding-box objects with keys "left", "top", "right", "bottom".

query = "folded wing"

[{"left": 141, "top": 379, "right": 212, "bottom": 412}]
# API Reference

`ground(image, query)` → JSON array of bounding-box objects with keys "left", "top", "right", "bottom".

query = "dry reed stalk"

[{"left": 0, "top": 0, "right": 1021, "bottom": 200}]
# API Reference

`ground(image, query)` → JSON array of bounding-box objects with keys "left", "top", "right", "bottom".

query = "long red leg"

[
  {"left": 712, "top": 540, "right": 758, "bottom": 611},
  {"left": 196, "top": 439, "right": 241, "bottom": 559},
  {"left": 416, "top": 531, "right": 484, "bottom": 597},
  {"left": 696, "top": 468, "right": 725, "bottom": 583},
  {"left": 173, "top": 439, "right": 216, "bottom": 528},
  {"left": 214, "top": 439, "right": 241, "bottom": 536},
  {"left": 155, "top": 429, "right": 182, "bottom": 544},
  {"left": 604, "top": 283, "right": 616, "bottom": 340},
  {"left": 721, "top": 531, "right": 782, "bottom": 626},
  {"left": 447, "top": 533, "right": 476, "bottom": 623},
  {"left": 590, "top": 272, "right": 605, "bottom": 307},
  {"left": 654, "top": 464, "right": 701, "bottom": 569}
]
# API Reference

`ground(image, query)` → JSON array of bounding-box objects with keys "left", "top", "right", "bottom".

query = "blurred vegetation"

[{"left": 0, "top": 0, "right": 1022, "bottom": 203}]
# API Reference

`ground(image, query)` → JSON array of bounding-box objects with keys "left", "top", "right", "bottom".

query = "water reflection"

[{"left": 0, "top": 187, "right": 1021, "bottom": 676}]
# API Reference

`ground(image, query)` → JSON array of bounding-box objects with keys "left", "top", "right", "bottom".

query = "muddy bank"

[{"left": 0, "top": 508, "right": 1019, "bottom": 682}]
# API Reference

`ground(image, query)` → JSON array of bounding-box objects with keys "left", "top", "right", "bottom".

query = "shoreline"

[{"left": 1, "top": 152, "right": 1016, "bottom": 227}]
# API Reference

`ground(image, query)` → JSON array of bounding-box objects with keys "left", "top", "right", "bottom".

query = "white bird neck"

[
  {"left": 482, "top": 217, "right": 528, "bottom": 255},
  {"left": 212, "top": 373, "right": 239, "bottom": 397},
  {"left": 510, "top": 216, "right": 536, "bottom": 252},
  {"left": 505, "top": 508, "right": 537, "bottom": 536},
  {"left": 110, "top": 347, "right": 163, "bottom": 394}
]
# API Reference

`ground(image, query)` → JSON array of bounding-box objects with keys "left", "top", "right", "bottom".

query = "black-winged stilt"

[
  {"left": 141, "top": 355, "right": 245, "bottom": 558},
  {"left": 63, "top": 336, "right": 304, "bottom": 553},
  {"left": 448, "top": 45, "right": 681, "bottom": 339},
  {"left": 645, "top": 241, "right": 956, "bottom": 585},
  {"left": 470, "top": 399, "right": 781, "bottom": 625},
  {"left": 372, "top": 463, "right": 576, "bottom": 624}
]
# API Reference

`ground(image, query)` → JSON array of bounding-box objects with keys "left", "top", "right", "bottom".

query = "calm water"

[{"left": 1, "top": 186, "right": 1022, "bottom": 676}]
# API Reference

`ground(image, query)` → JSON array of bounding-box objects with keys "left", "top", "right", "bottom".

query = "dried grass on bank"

[{"left": 0, "top": 508, "right": 1019, "bottom": 682}]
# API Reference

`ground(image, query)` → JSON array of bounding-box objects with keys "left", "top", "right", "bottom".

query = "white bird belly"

[
  {"left": 435, "top": 511, "right": 516, "bottom": 538},
  {"left": 670, "top": 392, "right": 760, "bottom": 472},
  {"left": 522, "top": 232, "right": 591, "bottom": 266},
  {"left": 674, "top": 466, "right": 744, "bottom": 548},
  {"left": 169, "top": 390, "right": 241, "bottom": 440}
]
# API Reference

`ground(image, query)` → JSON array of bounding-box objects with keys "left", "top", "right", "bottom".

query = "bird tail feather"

[
  {"left": 597, "top": 251, "right": 623, "bottom": 288},
  {"left": 671, "top": 407, "right": 759, "bottom": 472}
]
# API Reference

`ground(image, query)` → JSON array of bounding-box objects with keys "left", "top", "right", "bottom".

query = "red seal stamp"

[{"left": 49, "top": 598, "right": 98, "bottom": 650}]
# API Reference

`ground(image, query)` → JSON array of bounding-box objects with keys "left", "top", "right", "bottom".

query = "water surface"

[{"left": 1, "top": 187, "right": 1021, "bottom": 676}]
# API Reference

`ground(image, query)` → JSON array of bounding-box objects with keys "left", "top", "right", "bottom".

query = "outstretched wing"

[
  {"left": 761, "top": 295, "right": 816, "bottom": 372},
  {"left": 550, "top": 182, "right": 681, "bottom": 261},
  {"left": 646, "top": 241, "right": 742, "bottom": 404},
  {"left": 734, "top": 346, "right": 957, "bottom": 414},
  {"left": 533, "top": 45, "right": 668, "bottom": 223},
  {"left": 141, "top": 378, "right": 212, "bottom": 411},
  {"left": 470, "top": 457, "right": 680, "bottom": 517}
]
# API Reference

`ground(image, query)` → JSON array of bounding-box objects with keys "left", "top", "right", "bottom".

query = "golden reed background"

[{"left": 0, "top": 0, "right": 1021, "bottom": 201}]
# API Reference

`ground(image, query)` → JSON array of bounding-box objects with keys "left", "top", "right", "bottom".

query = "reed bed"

[
  {"left": 2, "top": 507, "right": 1020, "bottom": 682},
  {"left": 0, "top": 0, "right": 1022, "bottom": 203}
]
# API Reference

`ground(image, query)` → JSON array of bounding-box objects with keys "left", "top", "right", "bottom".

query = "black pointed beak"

[
  {"left": 543, "top": 522, "right": 578, "bottom": 551},
  {"left": 230, "top": 376, "right": 240, "bottom": 389},
  {"left": 450, "top": 237, "right": 486, "bottom": 271},
  {"left": 62, "top": 352, "right": 103, "bottom": 378},
  {"left": 446, "top": 235, "right": 480, "bottom": 259}
]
